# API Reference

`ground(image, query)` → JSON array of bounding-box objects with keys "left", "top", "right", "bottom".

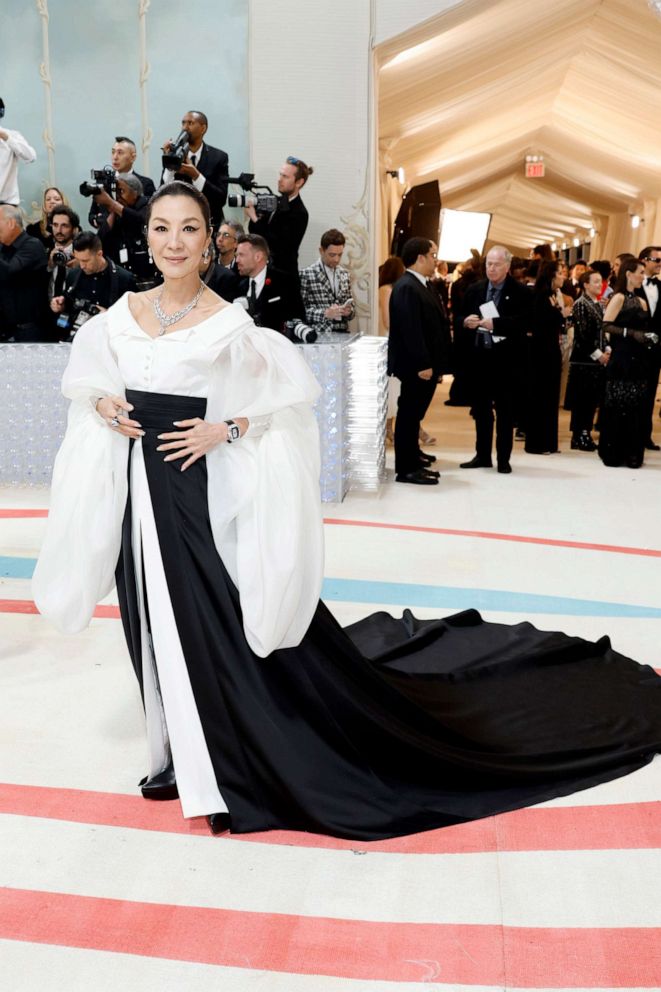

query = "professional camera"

[
  {"left": 227, "top": 172, "right": 278, "bottom": 215},
  {"left": 51, "top": 249, "right": 68, "bottom": 267},
  {"left": 80, "top": 167, "right": 117, "bottom": 198},
  {"left": 284, "top": 319, "right": 317, "bottom": 344},
  {"left": 55, "top": 298, "right": 103, "bottom": 338},
  {"left": 161, "top": 129, "right": 190, "bottom": 171}
]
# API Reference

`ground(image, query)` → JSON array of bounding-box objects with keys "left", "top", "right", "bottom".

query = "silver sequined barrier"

[{"left": 1, "top": 337, "right": 388, "bottom": 501}]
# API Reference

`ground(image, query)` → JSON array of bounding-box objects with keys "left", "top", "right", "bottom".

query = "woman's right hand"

[{"left": 96, "top": 395, "right": 144, "bottom": 438}]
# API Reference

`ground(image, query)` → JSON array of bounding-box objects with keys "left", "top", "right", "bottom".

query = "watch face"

[{"left": 228, "top": 423, "right": 241, "bottom": 441}]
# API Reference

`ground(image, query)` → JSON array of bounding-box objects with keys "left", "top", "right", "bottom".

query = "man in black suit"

[
  {"left": 247, "top": 156, "right": 312, "bottom": 277},
  {"left": 388, "top": 237, "right": 449, "bottom": 486},
  {"left": 161, "top": 111, "right": 228, "bottom": 227},
  {"left": 235, "top": 233, "right": 303, "bottom": 334},
  {"left": 458, "top": 245, "right": 532, "bottom": 474},
  {"left": 0, "top": 203, "right": 50, "bottom": 341},
  {"left": 89, "top": 136, "right": 156, "bottom": 230},
  {"left": 636, "top": 246, "right": 661, "bottom": 449}
]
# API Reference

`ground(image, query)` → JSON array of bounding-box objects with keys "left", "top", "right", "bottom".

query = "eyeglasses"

[{"left": 645, "top": 257, "right": 661, "bottom": 263}]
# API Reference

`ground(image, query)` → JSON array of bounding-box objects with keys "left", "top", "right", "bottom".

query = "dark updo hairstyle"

[
  {"left": 534, "top": 258, "right": 562, "bottom": 297},
  {"left": 145, "top": 180, "right": 211, "bottom": 233},
  {"left": 613, "top": 257, "right": 644, "bottom": 296}
]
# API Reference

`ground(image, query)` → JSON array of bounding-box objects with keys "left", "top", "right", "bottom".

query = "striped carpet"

[{"left": 2, "top": 394, "right": 661, "bottom": 990}]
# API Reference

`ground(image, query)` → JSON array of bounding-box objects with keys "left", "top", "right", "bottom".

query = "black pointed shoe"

[
  {"left": 497, "top": 462, "right": 512, "bottom": 474},
  {"left": 459, "top": 456, "right": 493, "bottom": 469},
  {"left": 139, "top": 763, "right": 179, "bottom": 801},
  {"left": 207, "top": 812, "right": 231, "bottom": 834}
]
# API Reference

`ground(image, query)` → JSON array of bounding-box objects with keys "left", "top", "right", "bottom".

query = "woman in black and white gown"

[{"left": 34, "top": 183, "right": 661, "bottom": 841}]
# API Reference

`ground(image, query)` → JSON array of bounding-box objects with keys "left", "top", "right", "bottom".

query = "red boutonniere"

[{"left": 265, "top": 277, "right": 272, "bottom": 286}]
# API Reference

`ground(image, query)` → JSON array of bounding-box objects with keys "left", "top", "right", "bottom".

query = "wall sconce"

[
  {"left": 573, "top": 237, "right": 580, "bottom": 248},
  {"left": 386, "top": 168, "right": 406, "bottom": 184},
  {"left": 589, "top": 227, "right": 596, "bottom": 239},
  {"left": 551, "top": 242, "right": 558, "bottom": 252},
  {"left": 631, "top": 214, "right": 642, "bottom": 229}
]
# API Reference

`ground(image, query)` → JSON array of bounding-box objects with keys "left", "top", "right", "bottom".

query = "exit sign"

[{"left": 525, "top": 161, "right": 545, "bottom": 178}]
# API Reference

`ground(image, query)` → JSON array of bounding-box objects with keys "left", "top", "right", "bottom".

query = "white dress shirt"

[
  {"left": 645, "top": 277, "right": 659, "bottom": 317},
  {"left": 0, "top": 128, "right": 37, "bottom": 205}
]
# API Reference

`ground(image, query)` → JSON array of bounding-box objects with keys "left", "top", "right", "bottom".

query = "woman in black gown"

[
  {"left": 35, "top": 184, "right": 661, "bottom": 840},
  {"left": 599, "top": 258, "right": 653, "bottom": 468},
  {"left": 525, "top": 260, "right": 568, "bottom": 454},
  {"left": 565, "top": 269, "right": 608, "bottom": 451}
]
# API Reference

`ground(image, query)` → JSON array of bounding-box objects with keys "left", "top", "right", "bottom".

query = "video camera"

[
  {"left": 227, "top": 172, "right": 278, "bottom": 215},
  {"left": 80, "top": 167, "right": 117, "bottom": 198},
  {"left": 161, "top": 129, "right": 190, "bottom": 171},
  {"left": 56, "top": 298, "right": 103, "bottom": 339}
]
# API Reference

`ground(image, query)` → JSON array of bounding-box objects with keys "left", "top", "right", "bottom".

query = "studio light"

[{"left": 438, "top": 208, "right": 491, "bottom": 262}]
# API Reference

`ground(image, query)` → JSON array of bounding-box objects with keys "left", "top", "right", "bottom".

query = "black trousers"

[
  {"left": 469, "top": 350, "right": 515, "bottom": 464},
  {"left": 394, "top": 375, "right": 437, "bottom": 475}
]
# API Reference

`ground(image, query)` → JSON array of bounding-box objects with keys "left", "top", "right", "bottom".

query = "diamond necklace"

[{"left": 152, "top": 282, "right": 205, "bottom": 336}]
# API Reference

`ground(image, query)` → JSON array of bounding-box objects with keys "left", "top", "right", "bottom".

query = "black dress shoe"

[
  {"left": 645, "top": 440, "right": 660, "bottom": 451},
  {"left": 571, "top": 433, "right": 597, "bottom": 452},
  {"left": 626, "top": 456, "right": 643, "bottom": 468},
  {"left": 139, "top": 763, "right": 179, "bottom": 801},
  {"left": 207, "top": 812, "right": 231, "bottom": 834},
  {"left": 417, "top": 464, "right": 440, "bottom": 477},
  {"left": 418, "top": 451, "right": 437, "bottom": 464},
  {"left": 497, "top": 462, "right": 512, "bottom": 474},
  {"left": 396, "top": 469, "right": 439, "bottom": 485},
  {"left": 459, "top": 456, "right": 493, "bottom": 469}
]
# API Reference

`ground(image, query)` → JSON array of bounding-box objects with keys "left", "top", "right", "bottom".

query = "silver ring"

[{"left": 109, "top": 417, "right": 120, "bottom": 427}]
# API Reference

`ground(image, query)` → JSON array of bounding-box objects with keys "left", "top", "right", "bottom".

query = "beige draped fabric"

[{"left": 377, "top": 0, "right": 661, "bottom": 257}]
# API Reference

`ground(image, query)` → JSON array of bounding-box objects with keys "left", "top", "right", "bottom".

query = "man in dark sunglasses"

[{"left": 247, "top": 156, "right": 313, "bottom": 279}]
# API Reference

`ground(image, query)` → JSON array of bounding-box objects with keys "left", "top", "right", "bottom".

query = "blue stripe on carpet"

[{"left": 2, "top": 556, "right": 660, "bottom": 618}]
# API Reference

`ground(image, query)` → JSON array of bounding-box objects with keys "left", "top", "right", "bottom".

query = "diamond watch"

[{"left": 225, "top": 419, "right": 241, "bottom": 443}]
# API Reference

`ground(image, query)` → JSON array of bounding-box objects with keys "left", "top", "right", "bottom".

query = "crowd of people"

[
  {"left": 0, "top": 108, "right": 354, "bottom": 347},
  {"left": 382, "top": 241, "right": 661, "bottom": 482},
  {"left": 2, "top": 104, "right": 659, "bottom": 481}
]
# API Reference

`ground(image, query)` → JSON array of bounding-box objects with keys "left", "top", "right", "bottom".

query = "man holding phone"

[{"left": 300, "top": 228, "right": 355, "bottom": 334}]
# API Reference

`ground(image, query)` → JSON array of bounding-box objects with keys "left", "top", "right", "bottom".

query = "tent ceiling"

[{"left": 378, "top": 0, "right": 661, "bottom": 251}]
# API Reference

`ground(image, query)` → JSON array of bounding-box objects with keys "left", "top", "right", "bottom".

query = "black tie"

[
  {"left": 646, "top": 277, "right": 657, "bottom": 286},
  {"left": 248, "top": 279, "right": 257, "bottom": 315}
]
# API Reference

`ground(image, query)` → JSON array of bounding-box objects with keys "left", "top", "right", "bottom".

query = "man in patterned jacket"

[{"left": 300, "top": 228, "right": 355, "bottom": 334}]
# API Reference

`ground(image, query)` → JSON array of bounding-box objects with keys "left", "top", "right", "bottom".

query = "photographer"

[
  {"left": 235, "top": 233, "right": 304, "bottom": 335},
  {"left": 47, "top": 206, "right": 79, "bottom": 270},
  {"left": 47, "top": 205, "right": 80, "bottom": 301},
  {"left": 89, "top": 136, "right": 155, "bottom": 228},
  {"left": 300, "top": 228, "right": 355, "bottom": 333},
  {"left": 247, "top": 156, "right": 312, "bottom": 277},
  {"left": 49, "top": 231, "right": 135, "bottom": 340},
  {"left": 215, "top": 220, "right": 243, "bottom": 271},
  {"left": 160, "top": 111, "right": 228, "bottom": 227},
  {"left": 0, "top": 97, "right": 37, "bottom": 205},
  {"left": 0, "top": 203, "right": 50, "bottom": 341},
  {"left": 95, "top": 174, "right": 158, "bottom": 288}
]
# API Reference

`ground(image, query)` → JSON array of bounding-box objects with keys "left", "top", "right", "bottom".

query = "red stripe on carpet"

[
  {"left": 0, "top": 509, "right": 48, "bottom": 518},
  {"left": 1, "top": 887, "right": 660, "bottom": 985},
  {"left": 1, "top": 784, "right": 660, "bottom": 854},
  {"left": 324, "top": 517, "right": 661, "bottom": 558},
  {"left": 0, "top": 599, "right": 120, "bottom": 619},
  {"left": 4, "top": 506, "right": 661, "bottom": 557}
]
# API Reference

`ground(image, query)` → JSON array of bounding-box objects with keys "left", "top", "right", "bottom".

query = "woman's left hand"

[{"left": 157, "top": 417, "right": 246, "bottom": 471}]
